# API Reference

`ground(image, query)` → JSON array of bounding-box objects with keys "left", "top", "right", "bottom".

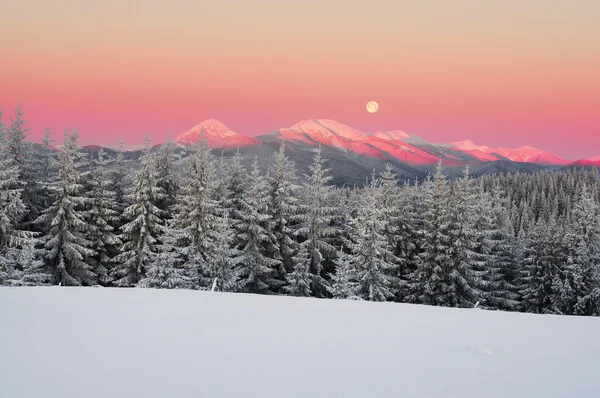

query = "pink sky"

[{"left": 1, "top": 0, "right": 599, "bottom": 159}]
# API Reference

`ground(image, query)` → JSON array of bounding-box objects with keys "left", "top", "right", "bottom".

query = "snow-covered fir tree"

[
  {"left": 293, "top": 146, "right": 339, "bottom": 297},
  {"left": 35, "top": 128, "right": 96, "bottom": 286},
  {"left": 111, "top": 134, "right": 164, "bottom": 287},
  {"left": 137, "top": 222, "right": 191, "bottom": 289},
  {"left": 408, "top": 162, "right": 482, "bottom": 307},
  {"left": 443, "top": 166, "right": 485, "bottom": 307},
  {"left": 480, "top": 184, "right": 521, "bottom": 310},
  {"left": 7, "top": 105, "right": 28, "bottom": 166},
  {"left": 7, "top": 239, "right": 53, "bottom": 286},
  {"left": 558, "top": 183, "right": 600, "bottom": 315},
  {"left": 233, "top": 157, "right": 281, "bottom": 294},
  {"left": 518, "top": 217, "right": 566, "bottom": 314},
  {"left": 7, "top": 107, "right": 45, "bottom": 229},
  {"left": 202, "top": 213, "right": 240, "bottom": 292},
  {"left": 169, "top": 139, "right": 229, "bottom": 290},
  {"left": 341, "top": 177, "right": 398, "bottom": 301},
  {"left": 111, "top": 140, "right": 129, "bottom": 215},
  {"left": 155, "top": 135, "right": 178, "bottom": 219},
  {"left": 328, "top": 246, "right": 355, "bottom": 299},
  {"left": 0, "top": 112, "right": 31, "bottom": 285},
  {"left": 378, "top": 164, "right": 415, "bottom": 299},
  {"left": 36, "top": 127, "right": 58, "bottom": 213},
  {"left": 226, "top": 149, "right": 247, "bottom": 222},
  {"left": 84, "top": 147, "right": 121, "bottom": 285},
  {"left": 266, "top": 142, "right": 300, "bottom": 289}
]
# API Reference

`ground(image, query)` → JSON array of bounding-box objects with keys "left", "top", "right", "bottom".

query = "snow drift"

[{"left": 1, "top": 287, "right": 599, "bottom": 398}]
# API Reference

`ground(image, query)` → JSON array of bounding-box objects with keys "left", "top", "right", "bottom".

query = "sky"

[{"left": 1, "top": 0, "right": 599, "bottom": 159}]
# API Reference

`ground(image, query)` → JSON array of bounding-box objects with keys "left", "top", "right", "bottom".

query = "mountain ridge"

[{"left": 172, "top": 118, "right": 575, "bottom": 167}]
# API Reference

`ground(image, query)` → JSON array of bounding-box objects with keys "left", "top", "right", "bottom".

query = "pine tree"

[
  {"left": 0, "top": 113, "right": 28, "bottom": 250},
  {"left": 267, "top": 142, "right": 300, "bottom": 288},
  {"left": 559, "top": 183, "right": 600, "bottom": 315},
  {"left": 9, "top": 240, "right": 53, "bottom": 286},
  {"left": 7, "top": 106, "right": 43, "bottom": 227},
  {"left": 328, "top": 246, "right": 356, "bottom": 299},
  {"left": 35, "top": 129, "right": 96, "bottom": 286},
  {"left": 233, "top": 157, "right": 281, "bottom": 294},
  {"left": 294, "top": 146, "right": 339, "bottom": 297},
  {"left": 169, "top": 139, "right": 228, "bottom": 290},
  {"left": 226, "top": 149, "right": 247, "bottom": 222},
  {"left": 343, "top": 178, "right": 397, "bottom": 301},
  {"left": 408, "top": 162, "right": 483, "bottom": 307},
  {"left": 202, "top": 213, "right": 240, "bottom": 292},
  {"left": 480, "top": 184, "right": 521, "bottom": 310},
  {"left": 7, "top": 105, "right": 28, "bottom": 166},
  {"left": 407, "top": 162, "right": 451, "bottom": 305},
  {"left": 111, "top": 134, "right": 164, "bottom": 287},
  {"left": 378, "top": 164, "right": 413, "bottom": 299},
  {"left": 0, "top": 109, "right": 28, "bottom": 284},
  {"left": 155, "top": 136, "right": 178, "bottom": 218},
  {"left": 137, "top": 221, "right": 191, "bottom": 289},
  {"left": 85, "top": 147, "right": 121, "bottom": 285},
  {"left": 111, "top": 140, "right": 128, "bottom": 214},
  {"left": 519, "top": 217, "right": 566, "bottom": 314},
  {"left": 37, "top": 127, "right": 57, "bottom": 211}
]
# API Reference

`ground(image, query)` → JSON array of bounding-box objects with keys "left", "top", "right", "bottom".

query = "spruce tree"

[
  {"left": 233, "top": 157, "right": 281, "bottom": 294},
  {"left": 294, "top": 146, "right": 339, "bottom": 297},
  {"left": 407, "top": 162, "right": 451, "bottom": 305},
  {"left": 9, "top": 240, "right": 53, "bottom": 286},
  {"left": 559, "top": 183, "right": 600, "bottom": 315},
  {"left": 169, "top": 139, "right": 228, "bottom": 290},
  {"left": 7, "top": 105, "right": 28, "bottom": 165},
  {"left": 0, "top": 110, "right": 31, "bottom": 285},
  {"left": 267, "top": 142, "right": 300, "bottom": 288},
  {"left": 202, "top": 213, "right": 240, "bottom": 292},
  {"left": 408, "top": 162, "right": 483, "bottom": 307},
  {"left": 481, "top": 184, "right": 521, "bottom": 310},
  {"left": 35, "top": 129, "right": 96, "bottom": 286},
  {"left": 155, "top": 136, "right": 178, "bottom": 219},
  {"left": 0, "top": 113, "right": 27, "bottom": 250},
  {"left": 328, "top": 246, "right": 357, "bottom": 299},
  {"left": 137, "top": 221, "right": 191, "bottom": 289},
  {"left": 85, "top": 147, "right": 121, "bottom": 285},
  {"left": 111, "top": 134, "right": 164, "bottom": 287},
  {"left": 343, "top": 178, "right": 397, "bottom": 301},
  {"left": 111, "top": 140, "right": 128, "bottom": 215},
  {"left": 519, "top": 217, "right": 566, "bottom": 314}
]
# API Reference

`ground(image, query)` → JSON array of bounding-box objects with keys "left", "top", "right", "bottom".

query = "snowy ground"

[{"left": 1, "top": 287, "right": 599, "bottom": 398}]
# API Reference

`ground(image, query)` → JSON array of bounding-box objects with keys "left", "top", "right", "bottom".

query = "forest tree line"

[{"left": 1, "top": 106, "right": 600, "bottom": 316}]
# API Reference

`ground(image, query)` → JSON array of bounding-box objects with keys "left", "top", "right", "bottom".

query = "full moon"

[{"left": 366, "top": 100, "right": 379, "bottom": 113}]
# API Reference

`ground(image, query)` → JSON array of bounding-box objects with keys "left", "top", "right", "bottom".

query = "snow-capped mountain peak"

[
  {"left": 451, "top": 140, "right": 491, "bottom": 152},
  {"left": 174, "top": 119, "right": 259, "bottom": 148},
  {"left": 286, "top": 119, "right": 368, "bottom": 141}
]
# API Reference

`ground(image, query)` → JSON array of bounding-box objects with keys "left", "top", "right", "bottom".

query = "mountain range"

[
  {"left": 174, "top": 118, "right": 598, "bottom": 167},
  {"left": 72, "top": 118, "right": 596, "bottom": 186},
  {"left": 173, "top": 117, "right": 599, "bottom": 165}
]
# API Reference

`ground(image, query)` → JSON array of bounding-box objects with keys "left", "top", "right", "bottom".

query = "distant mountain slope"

[
  {"left": 450, "top": 140, "right": 569, "bottom": 165},
  {"left": 566, "top": 155, "right": 600, "bottom": 168},
  {"left": 174, "top": 118, "right": 259, "bottom": 148},
  {"left": 89, "top": 117, "right": 589, "bottom": 185}
]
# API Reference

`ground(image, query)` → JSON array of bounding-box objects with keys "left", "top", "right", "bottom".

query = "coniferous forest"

[{"left": 2, "top": 107, "right": 600, "bottom": 316}]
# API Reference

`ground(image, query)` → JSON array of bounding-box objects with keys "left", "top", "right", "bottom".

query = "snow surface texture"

[{"left": 1, "top": 287, "right": 599, "bottom": 398}]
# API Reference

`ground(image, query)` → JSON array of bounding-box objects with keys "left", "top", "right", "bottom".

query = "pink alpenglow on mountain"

[
  {"left": 451, "top": 140, "right": 569, "bottom": 165},
  {"left": 278, "top": 119, "right": 383, "bottom": 158},
  {"left": 277, "top": 119, "right": 445, "bottom": 165},
  {"left": 175, "top": 119, "right": 259, "bottom": 148},
  {"left": 568, "top": 155, "right": 600, "bottom": 167},
  {"left": 371, "top": 130, "right": 411, "bottom": 141}
]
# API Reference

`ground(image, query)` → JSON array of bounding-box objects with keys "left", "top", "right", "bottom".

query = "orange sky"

[{"left": 1, "top": 0, "right": 599, "bottom": 158}]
